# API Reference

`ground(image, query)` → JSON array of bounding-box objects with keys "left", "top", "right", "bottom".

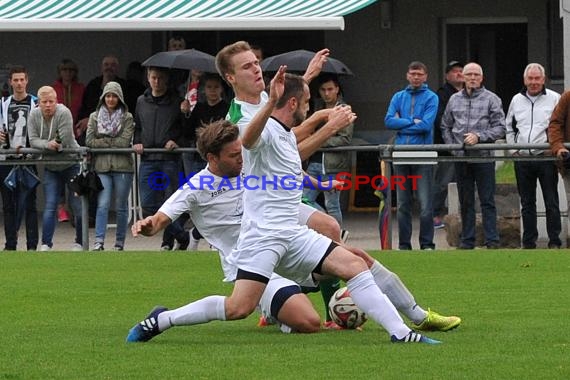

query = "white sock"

[
  {"left": 157, "top": 295, "right": 226, "bottom": 331},
  {"left": 347, "top": 270, "right": 410, "bottom": 339},
  {"left": 370, "top": 261, "right": 427, "bottom": 324}
]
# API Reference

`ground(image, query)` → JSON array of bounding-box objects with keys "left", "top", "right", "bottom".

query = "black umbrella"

[
  {"left": 141, "top": 49, "right": 217, "bottom": 73},
  {"left": 261, "top": 50, "right": 354, "bottom": 76}
]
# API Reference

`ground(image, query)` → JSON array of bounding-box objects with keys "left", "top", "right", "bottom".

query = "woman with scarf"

[{"left": 86, "top": 81, "right": 134, "bottom": 251}]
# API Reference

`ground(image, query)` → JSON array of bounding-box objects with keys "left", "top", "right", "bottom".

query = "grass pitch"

[{"left": 1, "top": 250, "right": 568, "bottom": 379}]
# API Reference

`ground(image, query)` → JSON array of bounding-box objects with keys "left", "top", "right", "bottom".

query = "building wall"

[
  {"left": 0, "top": 31, "right": 152, "bottom": 93},
  {"left": 325, "top": 0, "right": 553, "bottom": 138},
  {"left": 0, "top": 0, "right": 554, "bottom": 137}
]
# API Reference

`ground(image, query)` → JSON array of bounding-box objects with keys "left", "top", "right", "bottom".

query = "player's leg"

[
  {"left": 281, "top": 229, "right": 438, "bottom": 343},
  {"left": 302, "top": 203, "right": 341, "bottom": 242},
  {"left": 299, "top": 203, "right": 342, "bottom": 326},
  {"left": 259, "top": 274, "right": 320, "bottom": 333},
  {"left": 342, "top": 244, "right": 460, "bottom": 331},
  {"left": 319, "top": 244, "right": 440, "bottom": 343},
  {"left": 126, "top": 274, "right": 267, "bottom": 342}
]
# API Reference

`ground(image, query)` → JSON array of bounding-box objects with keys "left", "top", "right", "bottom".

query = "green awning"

[{"left": 0, "top": 0, "right": 377, "bottom": 31}]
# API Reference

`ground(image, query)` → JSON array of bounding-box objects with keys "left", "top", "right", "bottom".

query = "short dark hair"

[
  {"left": 408, "top": 61, "right": 428, "bottom": 73},
  {"left": 146, "top": 66, "right": 170, "bottom": 78},
  {"left": 275, "top": 74, "right": 306, "bottom": 109},
  {"left": 196, "top": 119, "right": 240, "bottom": 161},
  {"left": 9, "top": 65, "right": 27, "bottom": 79}
]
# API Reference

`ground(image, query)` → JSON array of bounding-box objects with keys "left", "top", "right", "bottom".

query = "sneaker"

[
  {"left": 323, "top": 320, "right": 346, "bottom": 330},
  {"left": 391, "top": 330, "right": 441, "bottom": 344},
  {"left": 113, "top": 245, "right": 124, "bottom": 251},
  {"left": 92, "top": 242, "right": 104, "bottom": 251},
  {"left": 126, "top": 306, "right": 168, "bottom": 343},
  {"left": 340, "top": 229, "right": 350, "bottom": 244},
  {"left": 58, "top": 206, "right": 70, "bottom": 222},
  {"left": 72, "top": 243, "right": 83, "bottom": 252},
  {"left": 40, "top": 244, "right": 51, "bottom": 252},
  {"left": 411, "top": 308, "right": 461, "bottom": 332},
  {"left": 188, "top": 228, "right": 200, "bottom": 251},
  {"left": 433, "top": 217, "right": 444, "bottom": 229},
  {"left": 486, "top": 242, "right": 500, "bottom": 249},
  {"left": 258, "top": 316, "right": 271, "bottom": 327},
  {"left": 160, "top": 244, "right": 172, "bottom": 251}
]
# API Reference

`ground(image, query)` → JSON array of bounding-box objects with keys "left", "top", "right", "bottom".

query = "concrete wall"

[
  {"left": 0, "top": 31, "right": 152, "bottom": 93},
  {"left": 0, "top": 0, "right": 555, "bottom": 137},
  {"left": 325, "top": 0, "right": 553, "bottom": 137}
]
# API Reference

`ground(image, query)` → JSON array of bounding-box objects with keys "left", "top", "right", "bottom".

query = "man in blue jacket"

[{"left": 385, "top": 61, "right": 437, "bottom": 250}]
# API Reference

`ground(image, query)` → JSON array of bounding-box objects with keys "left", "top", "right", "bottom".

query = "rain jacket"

[
  {"left": 506, "top": 87, "right": 560, "bottom": 156},
  {"left": 85, "top": 81, "right": 134, "bottom": 173},
  {"left": 441, "top": 86, "right": 506, "bottom": 157},
  {"left": 384, "top": 83, "right": 437, "bottom": 145}
]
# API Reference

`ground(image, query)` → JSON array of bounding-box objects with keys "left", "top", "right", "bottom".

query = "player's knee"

[
  {"left": 308, "top": 212, "right": 341, "bottom": 241},
  {"left": 225, "top": 299, "right": 256, "bottom": 320},
  {"left": 291, "top": 314, "right": 321, "bottom": 333}
]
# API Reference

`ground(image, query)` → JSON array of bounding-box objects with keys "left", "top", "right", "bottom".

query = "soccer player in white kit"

[
  {"left": 126, "top": 68, "right": 447, "bottom": 344},
  {"left": 129, "top": 120, "right": 321, "bottom": 334}
]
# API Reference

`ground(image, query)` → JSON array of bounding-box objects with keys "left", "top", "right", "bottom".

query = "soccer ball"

[{"left": 328, "top": 287, "right": 367, "bottom": 329}]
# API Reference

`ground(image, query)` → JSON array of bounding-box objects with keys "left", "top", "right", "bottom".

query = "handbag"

[{"left": 3, "top": 166, "right": 41, "bottom": 191}]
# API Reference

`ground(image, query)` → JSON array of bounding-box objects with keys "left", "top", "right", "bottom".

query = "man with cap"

[{"left": 432, "top": 60, "right": 464, "bottom": 229}]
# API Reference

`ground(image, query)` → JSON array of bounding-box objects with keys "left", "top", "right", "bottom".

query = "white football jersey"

[
  {"left": 241, "top": 117, "right": 303, "bottom": 228},
  {"left": 159, "top": 168, "right": 242, "bottom": 281}
]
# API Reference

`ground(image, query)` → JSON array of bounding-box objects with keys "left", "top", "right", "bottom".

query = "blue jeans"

[
  {"left": 455, "top": 162, "right": 499, "bottom": 248},
  {"left": 303, "top": 162, "right": 343, "bottom": 226},
  {"left": 0, "top": 164, "right": 39, "bottom": 250},
  {"left": 182, "top": 152, "right": 207, "bottom": 177},
  {"left": 138, "top": 159, "right": 186, "bottom": 248},
  {"left": 42, "top": 165, "right": 83, "bottom": 247},
  {"left": 514, "top": 160, "right": 561, "bottom": 248},
  {"left": 95, "top": 172, "right": 133, "bottom": 247},
  {"left": 393, "top": 164, "right": 434, "bottom": 250}
]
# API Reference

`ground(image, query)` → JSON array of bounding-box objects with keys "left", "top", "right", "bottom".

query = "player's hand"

[
  {"left": 132, "top": 217, "right": 154, "bottom": 237},
  {"left": 325, "top": 105, "right": 357, "bottom": 132},
  {"left": 303, "top": 48, "right": 330, "bottom": 83},
  {"left": 268, "top": 65, "right": 287, "bottom": 104},
  {"left": 0, "top": 131, "right": 7, "bottom": 144}
]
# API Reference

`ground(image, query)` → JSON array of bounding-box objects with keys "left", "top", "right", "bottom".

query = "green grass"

[
  {"left": 496, "top": 161, "right": 516, "bottom": 184},
  {"left": 1, "top": 250, "right": 569, "bottom": 379}
]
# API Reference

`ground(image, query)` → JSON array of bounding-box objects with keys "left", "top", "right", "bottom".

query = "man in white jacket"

[{"left": 506, "top": 63, "right": 562, "bottom": 249}]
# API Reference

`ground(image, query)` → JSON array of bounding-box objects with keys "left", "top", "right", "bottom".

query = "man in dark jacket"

[
  {"left": 432, "top": 61, "right": 463, "bottom": 229},
  {"left": 133, "top": 66, "right": 188, "bottom": 250}
]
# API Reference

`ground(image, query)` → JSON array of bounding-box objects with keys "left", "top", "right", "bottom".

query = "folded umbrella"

[{"left": 69, "top": 171, "right": 104, "bottom": 199}]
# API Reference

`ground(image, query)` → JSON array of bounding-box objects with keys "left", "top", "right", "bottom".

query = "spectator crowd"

[{"left": 1, "top": 37, "right": 569, "bottom": 251}]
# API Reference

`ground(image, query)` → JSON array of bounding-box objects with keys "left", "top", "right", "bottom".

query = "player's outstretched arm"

[
  {"left": 303, "top": 48, "right": 330, "bottom": 84},
  {"left": 293, "top": 108, "right": 333, "bottom": 143},
  {"left": 132, "top": 212, "right": 171, "bottom": 237},
  {"left": 242, "top": 66, "right": 287, "bottom": 150},
  {"left": 297, "top": 105, "right": 357, "bottom": 161}
]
